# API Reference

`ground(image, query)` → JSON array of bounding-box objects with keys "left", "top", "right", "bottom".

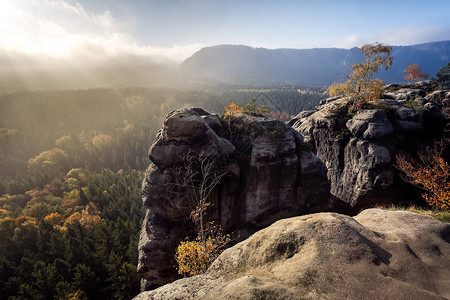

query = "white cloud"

[
  {"left": 334, "top": 26, "right": 450, "bottom": 48},
  {"left": 0, "top": 0, "right": 202, "bottom": 63}
]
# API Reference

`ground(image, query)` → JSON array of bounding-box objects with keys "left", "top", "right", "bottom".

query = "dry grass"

[{"left": 377, "top": 205, "right": 450, "bottom": 223}]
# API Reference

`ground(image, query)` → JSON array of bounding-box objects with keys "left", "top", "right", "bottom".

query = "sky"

[
  {"left": 1, "top": 0, "right": 449, "bottom": 63},
  {"left": 0, "top": 0, "right": 449, "bottom": 91}
]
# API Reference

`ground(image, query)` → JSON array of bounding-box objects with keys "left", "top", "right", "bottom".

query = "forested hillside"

[
  {"left": 182, "top": 41, "right": 450, "bottom": 86},
  {"left": 0, "top": 86, "right": 325, "bottom": 299}
]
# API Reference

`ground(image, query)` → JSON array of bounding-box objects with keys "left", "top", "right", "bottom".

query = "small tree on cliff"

[
  {"left": 396, "top": 140, "right": 449, "bottom": 211},
  {"left": 173, "top": 152, "right": 230, "bottom": 276},
  {"left": 329, "top": 42, "right": 393, "bottom": 112},
  {"left": 224, "top": 101, "right": 244, "bottom": 116},
  {"left": 403, "top": 63, "right": 429, "bottom": 83},
  {"left": 224, "top": 99, "right": 267, "bottom": 117}
]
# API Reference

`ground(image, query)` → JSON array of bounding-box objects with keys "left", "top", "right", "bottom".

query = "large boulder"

[
  {"left": 138, "top": 108, "right": 331, "bottom": 290},
  {"left": 346, "top": 109, "right": 393, "bottom": 139},
  {"left": 134, "top": 209, "right": 450, "bottom": 300}
]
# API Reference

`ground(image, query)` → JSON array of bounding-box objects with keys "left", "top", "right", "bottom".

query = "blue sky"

[
  {"left": 1, "top": 0, "right": 449, "bottom": 62},
  {"left": 71, "top": 0, "right": 450, "bottom": 48}
]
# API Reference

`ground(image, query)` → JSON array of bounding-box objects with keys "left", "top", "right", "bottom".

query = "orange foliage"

[
  {"left": 64, "top": 204, "right": 103, "bottom": 228},
  {"left": 224, "top": 101, "right": 244, "bottom": 116},
  {"left": 80, "top": 214, "right": 103, "bottom": 228},
  {"left": 403, "top": 63, "right": 429, "bottom": 83},
  {"left": 62, "top": 198, "right": 78, "bottom": 208},
  {"left": 396, "top": 140, "right": 449, "bottom": 210},
  {"left": 80, "top": 202, "right": 103, "bottom": 228}
]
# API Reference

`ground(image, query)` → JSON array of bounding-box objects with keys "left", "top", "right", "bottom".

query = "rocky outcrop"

[
  {"left": 134, "top": 209, "right": 450, "bottom": 300},
  {"left": 138, "top": 84, "right": 449, "bottom": 290},
  {"left": 292, "top": 86, "right": 448, "bottom": 209},
  {"left": 425, "top": 90, "right": 450, "bottom": 116},
  {"left": 138, "top": 108, "right": 331, "bottom": 290}
]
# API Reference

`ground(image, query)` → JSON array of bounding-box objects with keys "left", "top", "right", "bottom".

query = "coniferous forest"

[{"left": 0, "top": 86, "right": 325, "bottom": 299}]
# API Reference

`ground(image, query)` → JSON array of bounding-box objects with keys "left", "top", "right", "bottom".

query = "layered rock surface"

[
  {"left": 135, "top": 209, "right": 450, "bottom": 300},
  {"left": 138, "top": 108, "right": 330, "bottom": 290},
  {"left": 138, "top": 84, "right": 448, "bottom": 291},
  {"left": 292, "top": 84, "right": 448, "bottom": 209}
]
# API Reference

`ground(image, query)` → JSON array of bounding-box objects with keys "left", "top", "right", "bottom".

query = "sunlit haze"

[{"left": 0, "top": 0, "right": 449, "bottom": 90}]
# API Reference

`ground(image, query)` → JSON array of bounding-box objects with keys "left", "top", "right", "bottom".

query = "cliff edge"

[{"left": 135, "top": 209, "right": 450, "bottom": 300}]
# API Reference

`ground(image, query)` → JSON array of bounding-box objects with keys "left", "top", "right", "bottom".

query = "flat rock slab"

[{"left": 135, "top": 209, "right": 450, "bottom": 300}]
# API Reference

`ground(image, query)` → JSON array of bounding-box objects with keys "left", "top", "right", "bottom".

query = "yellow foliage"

[
  {"left": 328, "top": 42, "right": 393, "bottom": 112},
  {"left": 15, "top": 215, "right": 38, "bottom": 226},
  {"left": 175, "top": 223, "right": 230, "bottom": 277},
  {"left": 44, "top": 212, "right": 65, "bottom": 226},
  {"left": 65, "top": 212, "right": 82, "bottom": 225},
  {"left": 224, "top": 101, "right": 243, "bottom": 116},
  {"left": 396, "top": 140, "right": 449, "bottom": 211},
  {"left": 176, "top": 238, "right": 221, "bottom": 276},
  {"left": 328, "top": 82, "right": 352, "bottom": 98},
  {"left": 64, "top": 189, "right": 80, "bottom": 201}
]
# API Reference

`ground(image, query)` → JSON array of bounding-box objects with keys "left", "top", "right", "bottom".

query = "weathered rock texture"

[
  {"left": 138, "top": 108, "right": 331, "bottom": 290},
  {"left": 292, "top": 85, "right": 448, "bottom": 209},
  {"left": 134, "top": 209, "right": 450, "bottom": 300}
]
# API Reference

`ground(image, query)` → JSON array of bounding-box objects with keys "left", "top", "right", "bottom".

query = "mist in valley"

[{"left": 0, "top": 0, "right": 449, "bottom": 299}]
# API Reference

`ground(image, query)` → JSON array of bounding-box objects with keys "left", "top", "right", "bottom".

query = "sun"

[{"left": 0, "top": 0, "right": 86, "bottom": 57}]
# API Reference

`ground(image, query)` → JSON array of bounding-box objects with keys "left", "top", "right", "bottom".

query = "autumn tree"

[
  {"left": 173, "top": 152, "right": 230, "bottom": 276},
  {"left": 27, "top": 148, "right": 69, "bottom": 178},
  {"left": 403, "top": 63, "right": 429, "bottom": 83},
  {"left": 329, "top": 42, "right": 393, "bottom": 112},
  {"left": 396, "top": 140, "right": 449, "bottom": 211},
  {"left": 44, "top": 212, "right": 65, "bottom": 226},
  {"left": 224, "top": 101, "right": 244, "bottom": 116},
  {"left": 224, "top": 99, "right": 267, "bottom": 117},
  {"left": 80, "top": 202, "right": 103, "bottom": 228}
]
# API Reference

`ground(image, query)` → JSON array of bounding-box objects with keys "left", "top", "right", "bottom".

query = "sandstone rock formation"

[
  {"left": 138, "top": 108, "right": 331, "bottom": 290},
  {"left": 138, "top": 84, "right": 449, "bottom": 291},
  {"left": 134, "top": 209, "right": 450, "bottom": 300},
  {"left": 292, "top": 84, "right": 448, "bottom": 209},
  {"left": 425, "top": 89, "right": 450, "bottom": 106}
]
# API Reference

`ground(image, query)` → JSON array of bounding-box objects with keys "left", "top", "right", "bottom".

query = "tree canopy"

[
  {"left": 431, "top": 62, "right": 450, "bottom": 89},
  {"left": 329, "top": 42, "right": 393, "bottom": 112},
  {"left": 403, "top": 63, "right": 429, "bottom": 83}
]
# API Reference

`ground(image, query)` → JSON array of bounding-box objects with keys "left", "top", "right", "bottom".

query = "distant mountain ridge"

[{"left": 181, "top": 41, "right": 450, "bottom": 86}]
